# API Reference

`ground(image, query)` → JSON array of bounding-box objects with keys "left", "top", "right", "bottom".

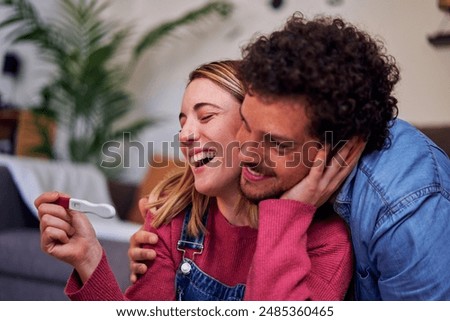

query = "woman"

[{"left": 36, "top": 60, "right": 355, "bottom": 300}]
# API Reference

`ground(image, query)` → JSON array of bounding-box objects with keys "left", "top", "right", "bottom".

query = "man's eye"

[{"left": 277, "top": 142, "right": 292, "bottom": 149}]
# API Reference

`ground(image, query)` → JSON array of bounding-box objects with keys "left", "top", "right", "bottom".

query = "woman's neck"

[{"left": 215, "top": 189, "right": 250, "bottom": 227}]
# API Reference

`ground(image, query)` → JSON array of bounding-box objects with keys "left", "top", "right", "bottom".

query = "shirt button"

[{"left": 181, "top": 262, "right": 191, "bottom": 275}]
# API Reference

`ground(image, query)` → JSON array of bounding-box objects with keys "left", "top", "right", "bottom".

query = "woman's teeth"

[{"left": 190, "top": 151, "right": 216, "bottom": 167}]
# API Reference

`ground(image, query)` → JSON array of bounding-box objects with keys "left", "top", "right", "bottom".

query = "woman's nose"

[{"left": 179, "top": 120, "right": 199, "bottom": 146}]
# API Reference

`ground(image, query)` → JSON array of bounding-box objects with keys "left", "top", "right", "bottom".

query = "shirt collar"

[{"left": 333, "top": 166, "right": 358, "bottom": 224}]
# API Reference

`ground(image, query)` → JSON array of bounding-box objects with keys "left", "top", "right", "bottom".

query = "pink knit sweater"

[{"left": 66, "top": 199, "right": 353, "bottom": 300}]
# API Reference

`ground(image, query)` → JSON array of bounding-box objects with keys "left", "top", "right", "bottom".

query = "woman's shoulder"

[
  {"left": 144, "top": 209, "right": 186, "bottom": 245},
  {"left": 147, "top": 207, "right": 186, "bottom": 227}
]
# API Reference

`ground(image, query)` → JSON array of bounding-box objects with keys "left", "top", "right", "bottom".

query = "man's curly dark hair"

[{"left": 239, "top": 12, "right": 400, "bottom": 153}]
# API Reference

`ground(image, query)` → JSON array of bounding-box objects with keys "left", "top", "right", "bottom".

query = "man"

[{"left": 130, "top": 13, "right": 450, "bottom": 300}]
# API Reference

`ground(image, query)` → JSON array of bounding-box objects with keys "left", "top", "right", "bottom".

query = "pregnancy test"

[{"left": 54, "top": 196, "right": 116, "bottom": 219}]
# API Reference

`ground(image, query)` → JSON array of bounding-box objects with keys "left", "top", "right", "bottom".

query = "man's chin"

[{"left": 240, "top": 188, "right": 283, "bottom": 204}]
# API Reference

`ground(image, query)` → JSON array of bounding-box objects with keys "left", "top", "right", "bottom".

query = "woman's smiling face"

[{"left": 178, "top": 78, "right": 242, "bottom": 197}]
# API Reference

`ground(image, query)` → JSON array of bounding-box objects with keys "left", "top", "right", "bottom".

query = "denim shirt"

[{"left": 334, "top": 119, "right": 450, "bottom": 300}]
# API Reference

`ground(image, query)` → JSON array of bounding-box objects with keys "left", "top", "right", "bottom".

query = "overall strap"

[{"left": 177, "top": 205, "right": 208, "bottom": 259}]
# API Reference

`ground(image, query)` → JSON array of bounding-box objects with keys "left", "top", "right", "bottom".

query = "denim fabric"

[
  {"left": 175, "top": 207, "right": 245, "bottom": 301},
  {"left": 176, "top": 259, "right": 245, "bottom": 301},
  {"left": 335, "top": 119, "right": 450, "bottom": 300}
]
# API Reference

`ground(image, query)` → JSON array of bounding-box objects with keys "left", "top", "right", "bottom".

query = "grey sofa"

[{"left": 0, "top": 166, "right": 136, "bottom": 300}]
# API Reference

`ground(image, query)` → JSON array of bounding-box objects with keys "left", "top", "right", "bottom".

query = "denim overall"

[{"left": 175, "top": 207, "right": 246, "bottom": 301}]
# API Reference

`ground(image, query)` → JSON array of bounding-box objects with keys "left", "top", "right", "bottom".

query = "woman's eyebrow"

[{"left": 193, "top": 102, "right": 223, "bottom": 111}]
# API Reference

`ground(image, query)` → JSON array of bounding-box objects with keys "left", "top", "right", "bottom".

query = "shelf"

[{"left": 428, "top": 32, "right": 450, "bottom": 47}]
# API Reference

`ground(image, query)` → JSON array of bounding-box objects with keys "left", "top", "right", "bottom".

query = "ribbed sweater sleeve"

[
  {"left": 304, "top": 212, "right": 354, "bottom": 300},
  {"left": 65, "top": 250, "right": 126, "bottom": 300},
  {"left": 65, "top": 211, "right": 178, "bottom": 301},
  {"left": 244, "top": 199, "right": 354, "bottom": 301},
  {"left": 244, "top": 199, "right": 316, "bottom": 300}
]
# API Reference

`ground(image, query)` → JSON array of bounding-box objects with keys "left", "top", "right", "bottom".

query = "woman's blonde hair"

[{"left": 147, "top": 60, "right": 258, "bottom": 236}]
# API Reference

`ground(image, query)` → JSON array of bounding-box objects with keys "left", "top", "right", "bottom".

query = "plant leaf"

[{"left": 133, "top": 1, "right": 233, "bottom": 60}]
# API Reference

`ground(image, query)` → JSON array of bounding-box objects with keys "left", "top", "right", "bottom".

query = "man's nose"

[{"left": 237, "top": 128, "right": 262, "bottom": 164}]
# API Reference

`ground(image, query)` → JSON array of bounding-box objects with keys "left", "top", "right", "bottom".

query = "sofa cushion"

[
  {"left": 0, "top": 166, "right": 39, "bottom": 230},
  {"left": 417, "top": 126, "right": 450, "bottom": 156},
  {"left": 107, "top": 179, "right": 137, "bottom": 221},
  {"left": 0, "top": 229, "right": 131, "bottom": 296},
  {"left": 0, "top": 229, "right": 72, "bottom": 284}
]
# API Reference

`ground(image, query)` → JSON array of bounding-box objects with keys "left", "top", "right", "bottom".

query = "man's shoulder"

[
  {"left": 361, "top": 119, "right": 447, "bottom": 173},
  {"left": 353, "top": 119, "right": 449, "bottom": 206}
]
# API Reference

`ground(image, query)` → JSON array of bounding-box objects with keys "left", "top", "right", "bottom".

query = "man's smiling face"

[{"left": 237, "top": 94, "right": 320, "bottom": 203}]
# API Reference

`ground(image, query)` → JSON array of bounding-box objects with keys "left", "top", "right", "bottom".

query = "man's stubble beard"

[{"left": 238, "top": 179, "right": 285, "bottom": 204}]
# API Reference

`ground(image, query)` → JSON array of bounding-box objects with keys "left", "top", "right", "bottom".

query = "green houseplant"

[{"left": 0, "top": 0, "right": 232, "bottom": 173}]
